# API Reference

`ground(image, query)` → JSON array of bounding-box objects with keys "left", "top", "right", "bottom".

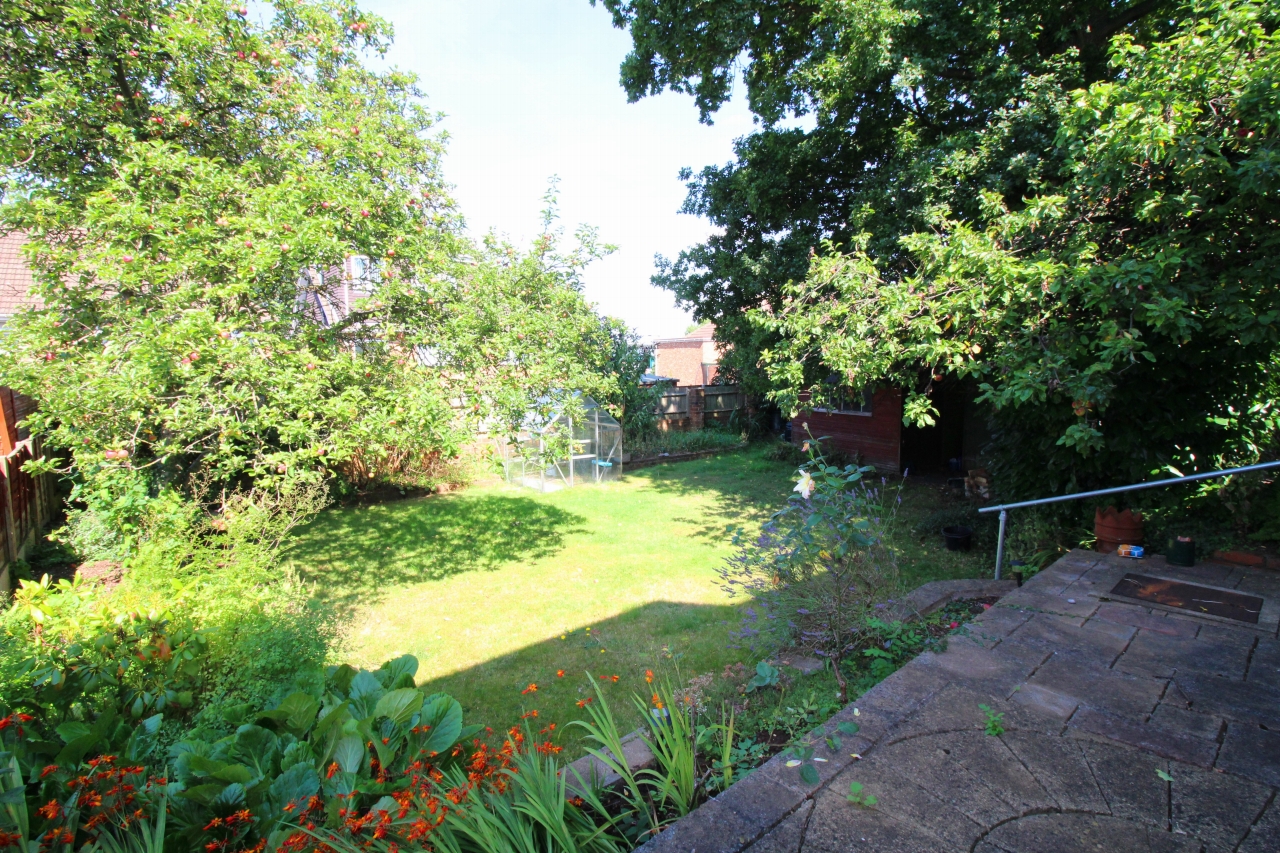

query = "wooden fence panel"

[
  {"left": 657, "top": 389, "right": 689, "bottom": 417},
  {"left": 704, "top": 386, "right": 742, "bottom": 414}
]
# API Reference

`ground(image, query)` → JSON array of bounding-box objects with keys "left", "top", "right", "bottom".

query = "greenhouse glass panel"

[{"left": 502, "top": 396, "right": 622, "bottom": 492}]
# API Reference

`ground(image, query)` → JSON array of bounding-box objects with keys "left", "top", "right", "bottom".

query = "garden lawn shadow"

[
  {"left": 411, "top": 599, "right": 745, "bottom": 758},
  {"left": 631, "top": 450, "right": 790, "bottom": 541},
  {"left": 283, "top": 492, "right": 587, "bottom": 609}
]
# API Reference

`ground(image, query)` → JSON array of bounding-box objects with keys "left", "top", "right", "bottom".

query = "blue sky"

[{"left": 364, "top": 0, "right": 759, "bottom": 341}]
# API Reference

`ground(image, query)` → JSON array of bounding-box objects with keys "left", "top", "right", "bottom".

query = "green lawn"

[{"left": 282, "top": 446, "right": 996, "bottom": 741}]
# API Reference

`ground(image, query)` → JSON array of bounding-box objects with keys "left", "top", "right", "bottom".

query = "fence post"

[{"left": 689, "top": 387, "right": 705, "bottom": 430}]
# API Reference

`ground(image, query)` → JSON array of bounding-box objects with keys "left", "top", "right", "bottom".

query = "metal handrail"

[{"left": 978, "top": 460, "right": 1280, "bottom": 579}]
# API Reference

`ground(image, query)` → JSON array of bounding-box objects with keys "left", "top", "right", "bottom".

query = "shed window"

[{"left": 819, "top": 388, "right": 872, "bottom": 416}]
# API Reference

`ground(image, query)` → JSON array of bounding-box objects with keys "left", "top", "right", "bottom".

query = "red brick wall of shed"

[
  {"left": 654, "top": 341, "right": 706, "bottom": 387},
  {"left": 794, "top": 388, "right": 903, "bottom": 472}
]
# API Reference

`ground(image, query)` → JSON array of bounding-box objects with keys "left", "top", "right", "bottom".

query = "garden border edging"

[
  {"left": 623, "top": 443, "right": 750, "bottom": 470},
  {"left": 633, "top": 576, "right": 1016, "bottom": 852}
]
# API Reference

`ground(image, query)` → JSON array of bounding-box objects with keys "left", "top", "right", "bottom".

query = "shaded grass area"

[{"left": 282, "top": 446, "right": 1000, "bottom": 747}]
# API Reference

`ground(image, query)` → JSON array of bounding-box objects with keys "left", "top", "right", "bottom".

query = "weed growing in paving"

[
  {"left": 847, "top": 781, "right": 878, "bottom": 807},
  {"left": 979, "top": 704, "right": 1006, "bottom": 736}
]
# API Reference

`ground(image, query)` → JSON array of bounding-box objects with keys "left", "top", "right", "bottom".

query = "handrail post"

[{"left": 994, "top": 509, "right": 1008, "bottom": 580}]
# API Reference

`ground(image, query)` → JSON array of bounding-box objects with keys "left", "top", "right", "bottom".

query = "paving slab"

[
  {"left": 1168, "top": 761, "right": 1274, "bottom": 851},
  {"left": 1217, "top": 722, "right": 1280, "bottom": 788},
  {"left": 639, "top": 553, "right": 1280, "bottom": 853},
  {"left": 980, "top": 813, "right": 1201, "bottom": 853},
  {"left": 1091, "top": 601, "right": 1200, "bottom": 637},
  {"left": 1169, "top": 673, "right": 1280, "bottom": 728},
  {"left": 747, "top": 801, "right": 813, "bottom": 853},
  {"left": 1237, "top": 795, "right": 1280, "bottom": 853},
  {"left": 1247, "top": 636, "right": 1280, "bottom": 687},
  {"left": 1067, "top": 706, "right": 1219, "bottom": 767},
  {"left": 1114, "top": 627, "right": 1253, "bottom": 680},
  {"left": 1029, "top": 655, "right": 1165, "bottom": 720}
]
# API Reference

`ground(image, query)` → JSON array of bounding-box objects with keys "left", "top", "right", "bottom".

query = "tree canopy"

[
  {"left": 598, "top": 0, "right": 1279, "bottom": 494},
  {"left": 0, "top": 0, "right": 617, "bottom": 537}
]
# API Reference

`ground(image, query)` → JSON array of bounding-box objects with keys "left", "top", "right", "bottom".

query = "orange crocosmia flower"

[
  {"left": 521, "top": 683, "right": 538, "bottom": 694},
  {"left": 556, "top": 670, "right": 566, "bottom": 677},
  {"left": 610, "top": 675, "right": 619, "bottom": 683},
  {"left": 644, "top": 669, "right": 654, "bottom": 683},
  {"left": 575, "top": 698, "right": 594, "bottom": 708},
  {"left": 520, "top": 710, "right": 539, "bottom": 719}
]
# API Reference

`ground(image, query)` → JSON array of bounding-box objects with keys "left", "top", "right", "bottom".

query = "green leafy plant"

[
  {"left": 783, "top": 743, "right": 825, "bottom": 786},
  {"left": 846, "top": 781, "right": 877, "bottom": 807},
  {"left": 5, "top": 574, "right": 212, "bottom": 723},
  {"left": 91, "top": 792, "right": 168, "bottom": 853},
  {"left": 627, "top": 428, "right": 745, "bottom": 459},
  {"left": 720, "top": 440, "right": 902, "bottom": 701},
  {"left": 744, "top": 661, "right": 781, "bottom": 693},
  {"left": 633, "top": 680, "right": 700, "bottom": 817},
  {"left": 712, "top": 705, "right": 736, "bottom": 791},
  {"left": 569, "top": 679, "right": 662, "bottom": 843},
  {"left": 979, "top": 704, "right": 1005, "bottom": 737}
]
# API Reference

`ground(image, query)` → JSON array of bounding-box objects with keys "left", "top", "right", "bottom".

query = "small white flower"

[{"left": 794, "top": 469, "right": 815, "bottom": 499}]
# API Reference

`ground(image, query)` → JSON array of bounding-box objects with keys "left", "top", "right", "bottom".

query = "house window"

[
  {"left": 819, "top": 388, "right": 873, "bottom": 416},
  {"left": 350, "top": 255, "right": 378, "bottom": 284}
]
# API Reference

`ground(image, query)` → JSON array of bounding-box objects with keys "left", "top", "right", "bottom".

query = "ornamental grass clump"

[{"left": 720, "top": 441, "right": 902, "bottom": 702}]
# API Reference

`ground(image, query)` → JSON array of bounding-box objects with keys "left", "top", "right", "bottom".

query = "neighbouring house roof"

[
  {"left": 0, "top": 231, "right": 41, "bottom": 324},
  {"left": 654, "top": 322, "right": 715, "bottom": 345},
  {"left": 640, "top": 373, "right": 677, "bottom": 386}
]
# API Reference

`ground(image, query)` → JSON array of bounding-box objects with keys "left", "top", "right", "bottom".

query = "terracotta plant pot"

[{"left": 1095, "top": 506, "right": 1144, "bottom": 553}]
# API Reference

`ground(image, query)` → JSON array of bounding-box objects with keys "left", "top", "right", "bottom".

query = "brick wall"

[
  {"left": 794, "top": 387, "right": 903, "bottom": 472},
  {"left": 654, "top": 340, "right": 705, "bottom": 386}
]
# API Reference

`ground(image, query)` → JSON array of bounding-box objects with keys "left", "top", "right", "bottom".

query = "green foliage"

[
  {"left": 570, "top": 679, "right": 663, "bottom": 842},
  {"left": 595, "top": 0, "right": 1178, "bottom": 398},
  {"left": 597, "top": 320, "right": 660, "bottom": 443},
  {"left": 744, "top": 661, "right": 781, "bottom": 693},
  {"left": 427, "top": 746, "right": 627, "bottom": 853},
  {"left": 600, "top": 0, "right": 1280, "bottom": 498},
  {"left": 633, "top": 681, "right": 699, "bottom": 818},
  {"left": 845, "top": 781, "right": 877, "bottom": 808},
  {"left": 0, "top": 0, "right": 623, "bottom": 551},
  {"left": 0, "top": 643, "right": 476, "bottom": 853},
  {"left": 755, "top": 0, "right": 1280, "bottom": 495},
  {"left": 626, "top": 427, "right": 744, "bottom": 459},
  {"left": 979, "top": 704, "right": 1005, "bottom": 737},
  {"left": 720, "top": 442, "right": 901, "bottom": 701},
  {"left": 4, "top": 575, "right": 212, "bottom": 724}
]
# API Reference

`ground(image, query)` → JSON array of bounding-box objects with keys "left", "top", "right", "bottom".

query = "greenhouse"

[{"left": 502, "top": 395, "right": 622, "bottom": 492}]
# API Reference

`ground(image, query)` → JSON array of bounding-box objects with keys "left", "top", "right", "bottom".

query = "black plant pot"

[
  {"left": 943, "top": 525, "right": 974, "bottom": 551},
  {"left": 1167, "top": 537, "right": 1196, "bottom": 567}
]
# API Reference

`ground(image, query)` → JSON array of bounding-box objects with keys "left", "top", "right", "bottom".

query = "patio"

[{"left": 642, "top": 550, "right": 1280, "bottom": 852}]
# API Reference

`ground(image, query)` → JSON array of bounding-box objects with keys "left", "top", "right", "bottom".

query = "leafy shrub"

[
  {"left": 762, "top": 440, "right": 807, "bottom": 466},
  {"left": 0, "top": 649, "right": 483, "bottom": 853},
  {"left": 720, "top": 445, "right": 901, "bottom": 702},
  {"left": 627, "top": 428, "right": 744, "bottom": 458}
]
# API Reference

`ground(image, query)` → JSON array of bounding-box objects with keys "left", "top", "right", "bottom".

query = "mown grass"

[{"left": 282, "top": 445, "right": 998, "bottom": 747}]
